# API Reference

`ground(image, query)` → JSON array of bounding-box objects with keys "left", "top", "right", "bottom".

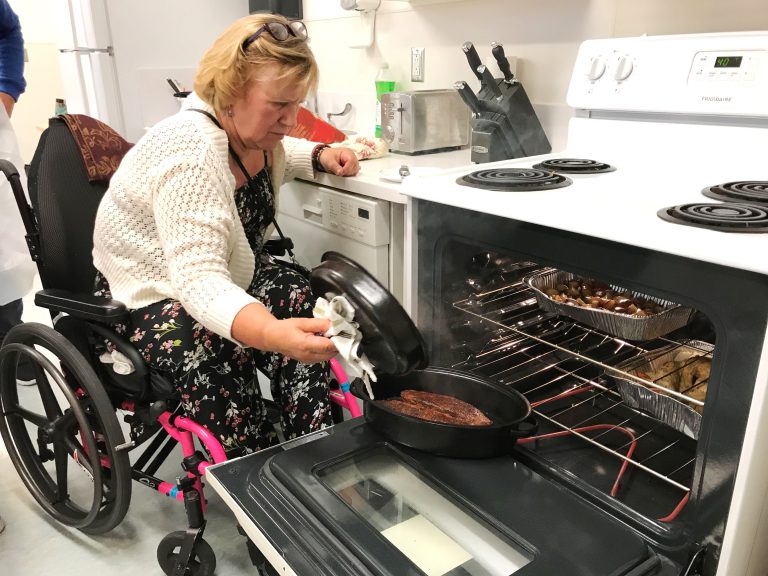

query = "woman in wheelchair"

[
  {"left": 0, "top": 13, "right": 361, "bottom": 575},
  {"left": 91, "top": 14, "right": 360, "bottom": 457}
]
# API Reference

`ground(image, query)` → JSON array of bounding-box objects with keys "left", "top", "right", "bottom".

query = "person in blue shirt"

[
  {"left": 0, "top": 0, "right": 34, "bottom": 395},
  {"left": 0, "top": 0, "right": 30, "bottom": 536},
  {"left": 0, "top": 0, "right": 25, "bottom": 115}
]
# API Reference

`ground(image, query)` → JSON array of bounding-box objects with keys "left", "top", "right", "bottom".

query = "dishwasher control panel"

[
  {"left": 320, "top": 187, "right": 390, "bottom": 247},
  {"left": 277, "top": 182, "right": 391, "bottom": 247}
]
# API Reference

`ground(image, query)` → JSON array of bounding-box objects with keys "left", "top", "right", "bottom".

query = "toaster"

[{"left": 381, "top": 89, "right": 470, "bottom": 155}]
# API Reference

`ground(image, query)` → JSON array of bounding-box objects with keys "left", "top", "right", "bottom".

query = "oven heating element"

[
  {"left": 657, "top": 202, "right": 768, "bottom": 232},
  {"left": 532, "top": 158, "right": 617, "bottom": 174},
  {"left": 456, "top": 168, "right": 572, "bottom": 191},
  {"left": 701, "top": 181, "right": 768, "bottom": 204}
]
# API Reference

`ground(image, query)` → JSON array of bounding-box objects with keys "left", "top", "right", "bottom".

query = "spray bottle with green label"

[{"left": 375, "top": 64, "right": 395, "bottom": 138}]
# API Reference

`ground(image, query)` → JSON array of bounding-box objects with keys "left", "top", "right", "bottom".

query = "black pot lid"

[{"left": 310, "top": 251, "right": 428, "bottom": 376}]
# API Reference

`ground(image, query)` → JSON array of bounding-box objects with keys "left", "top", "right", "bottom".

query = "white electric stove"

[
  {"left": 402, "top": 31, "right": 768, "bottom": 275},
  {"left": 399, "top": 31, "right": 768, "bottom": 576}
]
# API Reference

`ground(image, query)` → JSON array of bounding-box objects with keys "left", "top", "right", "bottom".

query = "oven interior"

[
  {"left": 434, "top": 246, "right": 708, "bottom": 524},
  {"left": 415, "top": 199, "right": 768, "bottom": 573}
]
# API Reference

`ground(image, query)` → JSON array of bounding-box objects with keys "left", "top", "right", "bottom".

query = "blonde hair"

[{"left": 194, "top": 14, "right": 318, "bottom": 113}]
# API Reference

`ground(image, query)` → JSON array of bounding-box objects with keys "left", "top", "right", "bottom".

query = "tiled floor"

[{"left": 0, "top": 278, "right": 257, "bottom": 575}]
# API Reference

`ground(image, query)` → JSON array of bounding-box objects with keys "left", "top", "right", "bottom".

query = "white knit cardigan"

[{"left": 92, "top": 93, "right": 318, "bottom": 342}]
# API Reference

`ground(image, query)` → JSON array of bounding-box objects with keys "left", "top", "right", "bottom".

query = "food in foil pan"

[
  {"left": 526, "top": 269, "right": 694, "bottom": 341},
  {"left": 543, "top": 278, "right": 668, "bottom": 317},
  {"left": 631, "top": 348, "right": 711, "bottom": 414},
  {"left": 613, "top": 342, "right": 712, "bottom": 438}
]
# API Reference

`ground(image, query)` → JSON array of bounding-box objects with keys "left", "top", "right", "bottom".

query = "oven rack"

[{"left": 450, "top": 279, "right": 706, "bottom": 501}]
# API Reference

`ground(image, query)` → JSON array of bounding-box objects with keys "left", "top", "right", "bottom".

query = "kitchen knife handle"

[
  {"left": 491, "top": 42, "right": 514, "bottom": 82},
  {"left": 453, "top": 81, "right": 481, "bottom": 115},
  {"left": 478, "top": 65, "right": 503, "bottom": 99},
  {"left": 462, "top": 41, "right": 484, "bottom": 83}
]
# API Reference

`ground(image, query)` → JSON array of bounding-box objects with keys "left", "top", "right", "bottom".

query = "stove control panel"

[
  {"left": 689, "top": 50, "right": 762, "bottom": 84},
  {"left": 568, "top": 32, "right": 768, "bottom": 116}
]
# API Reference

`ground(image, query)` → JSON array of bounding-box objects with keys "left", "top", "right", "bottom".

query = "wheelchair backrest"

[{"left": 27, "top": 117, "right": 109, "bottom": 293}]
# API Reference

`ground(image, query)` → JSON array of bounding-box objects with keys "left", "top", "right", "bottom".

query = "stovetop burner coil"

[
  {"left": 531, "top": 158, "right": 616, "bottom": 174},
  {"left": 701, "top": 181, "right": 768, "bottom": 205},
  {"left": 457, "top": 168, "right": 572, "bottom": 191},
  {"left": 658, "top": 202, "right": 768, "bottom": 233}
]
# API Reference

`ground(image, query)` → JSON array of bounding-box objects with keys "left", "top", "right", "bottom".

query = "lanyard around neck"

[{"left": 188, "top": 108, "right": 295, "bottom": 259}]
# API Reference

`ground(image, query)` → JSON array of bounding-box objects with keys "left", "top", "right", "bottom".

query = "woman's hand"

[
  {"left": 261, "top": 317, "right": 338, "bottom": 364},
  {"left": 232, "top": 303, "right": 337, "bottom": 364},
  {"left": 319, "top": 146, "right": 360, "bottom": 176}
]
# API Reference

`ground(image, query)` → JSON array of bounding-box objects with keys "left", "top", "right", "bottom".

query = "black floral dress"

[{"left": 95, "top": 164, "right": 333, "bottom": 456}]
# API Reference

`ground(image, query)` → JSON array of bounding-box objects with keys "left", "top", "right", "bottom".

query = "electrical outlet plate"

[{"left": 411, "top": 47, "right": 425, "bottom": 82}]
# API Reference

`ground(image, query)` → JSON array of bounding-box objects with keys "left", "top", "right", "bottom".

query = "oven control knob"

[
  {"left": 382, "top": 124, "right": 395, "bottom": 143},
  {"left": 586, "top": 56, "right": 606, "bottom": 81},
  {"left": 614, "top": 55, "right": 634, "bottom": 81}
]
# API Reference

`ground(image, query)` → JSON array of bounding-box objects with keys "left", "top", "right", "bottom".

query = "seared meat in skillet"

[{"left": 380, "top": 390, "right": 492, "bottom": 426}]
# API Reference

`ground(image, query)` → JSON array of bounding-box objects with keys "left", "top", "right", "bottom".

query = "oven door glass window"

[{"left": 318, "top": 447, "right": 533, "bottom": 576}]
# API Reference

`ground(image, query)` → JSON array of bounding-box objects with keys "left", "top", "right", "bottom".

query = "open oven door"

[{"left": 207, "top": 419, "right": 661, "bottom": 576}]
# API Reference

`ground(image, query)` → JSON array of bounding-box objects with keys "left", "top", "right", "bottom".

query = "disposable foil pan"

[
  {"left": 525, "top": 269, "right": 694, "bottom": 341},
  {"left": 611, "top": 341, "right": 713, "bottom": 439}
]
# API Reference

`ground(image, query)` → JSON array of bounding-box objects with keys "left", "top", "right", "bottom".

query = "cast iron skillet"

[
  {"left": 352, "top": 366, "right": 536, "bottom": 458},
  {"left": 311, "top": 252, "right": 537, "bottom": 458},
  {"left": 310, "top": 251, "right": 428, "bottom": 375}
]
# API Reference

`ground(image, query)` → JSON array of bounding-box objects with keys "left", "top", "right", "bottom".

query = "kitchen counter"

[{"left": 301, "top": 147, "right": 471, "bottom": 203}]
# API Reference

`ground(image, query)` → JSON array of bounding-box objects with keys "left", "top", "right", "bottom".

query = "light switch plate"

[{"left": 411, "top": 47, "right": 425, "bottom": 82}]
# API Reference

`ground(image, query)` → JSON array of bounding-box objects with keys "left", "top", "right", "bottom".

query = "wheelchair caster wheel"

[{"left": 157, "top": 531, "right": 216, "bottom": 576}]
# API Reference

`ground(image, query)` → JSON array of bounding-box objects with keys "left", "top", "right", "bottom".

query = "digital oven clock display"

[{"left": 714, "top": 55, "right": 743, "bottom": 68}]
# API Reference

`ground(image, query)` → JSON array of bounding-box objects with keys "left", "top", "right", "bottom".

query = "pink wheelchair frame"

[
  {"left": 126, "top": 357, "right": 360, "bottom": 506},
  {"left": 91, "top": 357, "right": 362, "bottom": 575}
]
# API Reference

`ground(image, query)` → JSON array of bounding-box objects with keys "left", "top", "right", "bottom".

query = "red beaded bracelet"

[{"left": 312, "top": 144, "right": 330, "bottom": 172}]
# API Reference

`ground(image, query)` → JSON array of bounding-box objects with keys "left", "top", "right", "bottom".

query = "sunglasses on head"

[{"left": 242, "top": 21, "right": 308, "bottom": 50}]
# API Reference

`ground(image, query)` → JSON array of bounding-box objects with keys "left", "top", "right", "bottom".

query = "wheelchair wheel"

[
  {"left": 0, "top": 322, "right": 132, "bottom": 534},
  {"left": 157, "top": 531, "right": 216, "bottom": 576}
]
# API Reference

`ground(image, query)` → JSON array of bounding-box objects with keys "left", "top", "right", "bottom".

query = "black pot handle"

[
  {"left": 349, "top": 378, "right": 370, "bottom": 400},
  {"left": 509, "top": 415, "right": 538, "bottom": 438}
]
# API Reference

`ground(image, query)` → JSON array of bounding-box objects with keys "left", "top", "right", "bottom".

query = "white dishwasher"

[{"left": 276, "top": 180, "right": 403, "bottom": 301}]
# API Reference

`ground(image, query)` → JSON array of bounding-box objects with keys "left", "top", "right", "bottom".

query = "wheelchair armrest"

[{"left": 35, "top": 288, "right": 129, "bottom": 322}]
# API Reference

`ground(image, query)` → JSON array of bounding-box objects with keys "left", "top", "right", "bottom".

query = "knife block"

[{"left": 470, "top": 80, "right": 551, "bottom": 164}]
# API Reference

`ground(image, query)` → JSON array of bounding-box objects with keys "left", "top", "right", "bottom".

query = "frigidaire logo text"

[{"left": 701, "top": 96, "right": 732, "bottom": 102}]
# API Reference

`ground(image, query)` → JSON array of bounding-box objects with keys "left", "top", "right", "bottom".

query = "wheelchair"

[{"left": 0, "top": 116, "right": 360, "bottom": 576}]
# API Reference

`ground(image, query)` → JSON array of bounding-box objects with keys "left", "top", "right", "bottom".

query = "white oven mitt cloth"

[
  {"left": 313, "top": 295, "right": 377, "bottom": 398},
  {"left": 331, "top": 135, "right": 388, "bottom": 160},
  {"left": 99, "top": 350, "right": 135, "bottom": 375}
]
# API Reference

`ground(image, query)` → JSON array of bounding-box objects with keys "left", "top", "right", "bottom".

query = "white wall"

[
  {"left": 304, "top": 0, "right": 768, "bottom": 149},
  {"left": 105, "top": 0, "right": 250, "bottom": 142}
]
